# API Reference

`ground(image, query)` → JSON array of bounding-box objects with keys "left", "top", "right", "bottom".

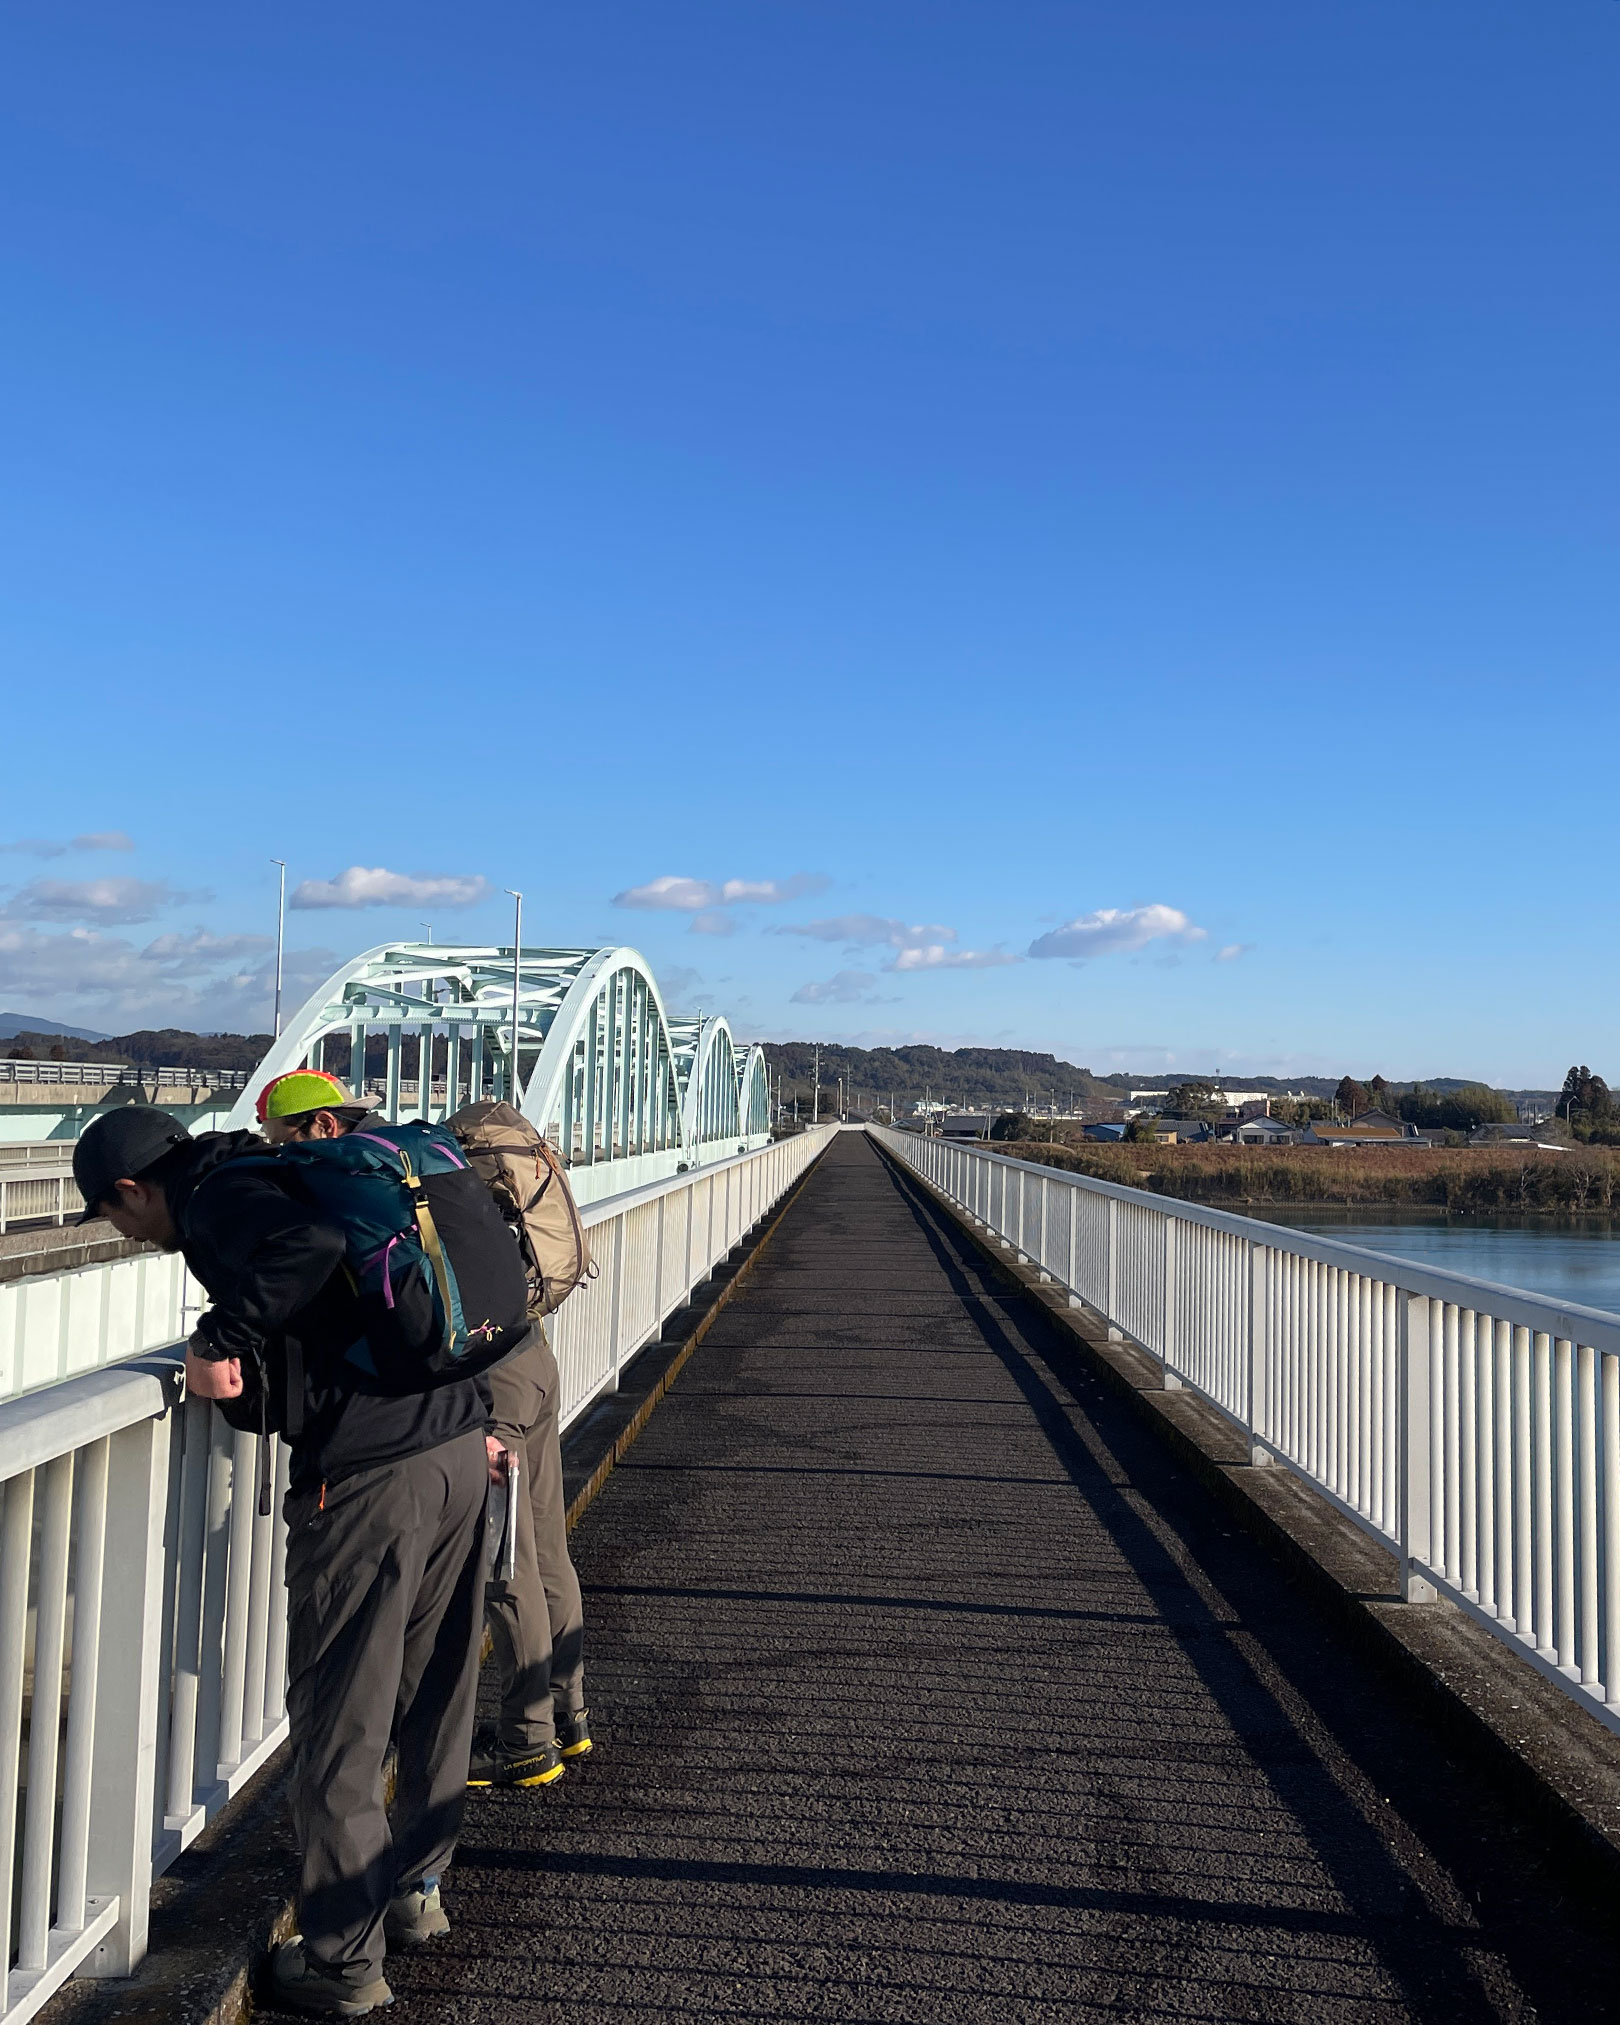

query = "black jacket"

[{"left": 168, "top": 1131, "right": 490, "bottom": 1490}]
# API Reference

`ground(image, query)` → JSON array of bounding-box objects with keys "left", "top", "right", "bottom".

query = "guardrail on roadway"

[
  {"left": 0, "top": 1125, "right": 831, "bottom": 2022},
  {"left": 0, "top": 1063, "right": 250, "bottom": 1089},
  {"left": 0, "top": 1159, "right": 81, "bottom": 1235},
  {"left": 876, "top": 1126, "right": 1620, "bottom": 1741}
]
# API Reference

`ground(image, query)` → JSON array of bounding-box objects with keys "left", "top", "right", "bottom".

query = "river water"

[{"left": 1257, "top": 1210, "right": 1620, "bottom": 1319}]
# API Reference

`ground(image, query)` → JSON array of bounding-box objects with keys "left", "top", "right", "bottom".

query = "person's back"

[{"left": 169, "top": 1123, "right": 491, "bottom": 1491}]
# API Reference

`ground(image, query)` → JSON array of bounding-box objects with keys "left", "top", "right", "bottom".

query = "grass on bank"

[{"left": 985, "top": 1139, "right": 1620, "bottom": 1215}]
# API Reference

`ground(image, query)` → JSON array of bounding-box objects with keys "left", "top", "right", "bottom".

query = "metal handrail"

[
  {"left": 0, "top": 1125, "right": 835, "bottom": 2017},
  {"left": 876, "top": 1125, "right": 1620, "bottom": 1741},
  {"left": 0, "top": 1145, "right": 77, "bottom": 1171},
  {"left": 0, "top": 1063, "right": 249, "bottom": 1088}
]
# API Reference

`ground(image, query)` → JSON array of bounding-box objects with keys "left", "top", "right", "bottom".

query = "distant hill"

[
  {"left": 761, "top": 1045, "right": 1557, "bottom": 1114},
  {"left": 4, "top": 1026, "right": 273, "bottom": 1072},
  {"left": 0, "top": 1011, "right": 109, "bottom": 1042},
  {"left": 762, "top": 1042, "right": 1117, "bottom": 1111}
]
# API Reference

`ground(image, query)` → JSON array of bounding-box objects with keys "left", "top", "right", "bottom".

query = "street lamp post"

[
  {"left": 270, "top": 859, "right": 286, "bottom": 1039},
  {"left": 505, "top": 889, "right": 523, "bottom": 1107}
]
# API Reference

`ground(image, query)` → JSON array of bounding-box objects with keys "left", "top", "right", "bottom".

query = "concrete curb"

[
  {"left": 39, "top": 1137, "right": 832, "bottom": 2025},
  {"left": 877, "top": 1138, "right": 1620, "bottom": 1911}
]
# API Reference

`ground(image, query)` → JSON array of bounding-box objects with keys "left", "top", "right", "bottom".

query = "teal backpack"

[{"left": 259, "top": 1120, "right": 531, "bottom": 1391}]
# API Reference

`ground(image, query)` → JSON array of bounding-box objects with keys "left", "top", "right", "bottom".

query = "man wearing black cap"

[{"left": 73, "top": 1105, "right": 490, "bottom": 2017}]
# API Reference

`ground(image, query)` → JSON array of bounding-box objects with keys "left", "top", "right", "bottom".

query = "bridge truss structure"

[{"left": 222, "top": 943, "right": 772, "bottom": 1202}]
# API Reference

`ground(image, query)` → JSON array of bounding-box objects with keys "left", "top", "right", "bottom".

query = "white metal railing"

[
  {"left": 0, "top": 1063, "right": 249, "bottom": 1089},
  {"left": 0, "top": 1253, "right": 189, "bottom": 1403},
  {"left": 0, "top": 1160, "right": 80, "bottom": 1234},
  {"left": 0, "top": 1126, "right": 831, "bottom": 2020},
  {"left": 0, "top": 1147, "right": 79, "bottom": 1171},
  {"left": 877, "top": 1127, "right": 1620, "bottom": 1739}
]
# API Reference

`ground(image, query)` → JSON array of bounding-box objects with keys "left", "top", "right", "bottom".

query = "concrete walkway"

[{"left": 381, "top": 1133, "right": 1619, "bottom": 2022}]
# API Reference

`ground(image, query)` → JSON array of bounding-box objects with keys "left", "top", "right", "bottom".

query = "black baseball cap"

[{"left": 73, "top": 1107, "right": 193, "bottom": 1223}]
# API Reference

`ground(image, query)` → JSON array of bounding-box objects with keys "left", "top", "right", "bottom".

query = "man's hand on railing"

[{"left": 184, "top": 1336, "right": 244, "bottom": 1400}]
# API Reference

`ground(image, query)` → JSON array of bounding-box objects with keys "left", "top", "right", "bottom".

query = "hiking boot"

[
  {"left": 466, "top": 1732, "right": 564, "bottom": 1788},
  {"left": 269, "top": 1939, "right": 393, "bottom": 2016},
  {"left": 556, "top": 1708, "right": 594, "bottom": 1761},
  {"left": 384, "top": 1876, "right": 448, "bottom": 1944}
]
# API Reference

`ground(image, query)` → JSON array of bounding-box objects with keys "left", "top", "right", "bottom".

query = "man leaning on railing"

[{"left": 72, "top": 1091, "right": 491, "bottom": 2019}]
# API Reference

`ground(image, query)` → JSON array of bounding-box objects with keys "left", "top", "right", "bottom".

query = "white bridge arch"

[{"left": 222, "top": 943, "right": 773, "bottom": 1202}]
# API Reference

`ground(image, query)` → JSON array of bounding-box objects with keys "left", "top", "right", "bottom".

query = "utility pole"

[
  {"left": 505, "top": 889, "right": 523, "bottom": 1107},
  {"left": 813, "top": 1046, "right": 820, "bottom": 1126},
  {"left": 270, "top": 859, "right": 286, "bottom": 1039},
  {"left": 420, "top": 921, "right": 432, "bottom": 945}
]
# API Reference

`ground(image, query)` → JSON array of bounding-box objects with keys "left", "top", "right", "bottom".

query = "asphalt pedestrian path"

[{"left": 395, "top": 1131, "right": 1620, "bottom": 2023}]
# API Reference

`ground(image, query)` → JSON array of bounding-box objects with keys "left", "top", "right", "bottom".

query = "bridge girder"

[{"left": 221, "top": 942, "right": 771, "bottom": 1197}]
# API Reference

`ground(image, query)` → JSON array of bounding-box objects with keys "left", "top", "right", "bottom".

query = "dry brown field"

[{"left": 985, "top": 1138, "right": 1620, "bottom": 1215}]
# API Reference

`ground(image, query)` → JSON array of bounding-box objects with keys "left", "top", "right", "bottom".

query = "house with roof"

[
  {"left": 1302, "top": 1110, "right": 1432, "bottom": 1148},
  {"left": 1151, "top": 1117, "right": 1214, "bottom": 1144},
  {"left": 1218, "top": 1115, "right": 1300, "bottom": 1146}
]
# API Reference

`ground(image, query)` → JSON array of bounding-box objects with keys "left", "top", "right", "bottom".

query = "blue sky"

[{"left": 1, "top": 4, "right": 1615, "bottom": 1085}]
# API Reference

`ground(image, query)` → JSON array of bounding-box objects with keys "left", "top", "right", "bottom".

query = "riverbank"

[{"left": 984, "top": 1138, "right": 1620, "bottom": 1215}]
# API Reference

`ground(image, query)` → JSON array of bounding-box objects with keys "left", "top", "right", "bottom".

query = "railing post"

[
  {"left": 1106, "top": 1197, "right": 1121, "bottom": 1340},
  {"left": 85, "top": 1410, "right": 173, "bottom": 1975},
  {"left": 1037, "top": 1176, "right": 1051, "bottom": 1279},
  {"left": 1161, "top": 1215, "right": 1181, "bottom": 1388},
  {"left": 1399, "top": 1293, "right": 1438, "bottom": 1603},
  {"left": 1247, "top": 1243, "right": 1270, "bottom": 1465},
  {"left": 607, "top": 1215, "right": 625, "bottom": 1395},
  {"left": 652, "top": 1194, "right": 665, "bottom": 1336},
  {"left": 1066, "top": 1179, "right": 1080, "bottom": 1307}
]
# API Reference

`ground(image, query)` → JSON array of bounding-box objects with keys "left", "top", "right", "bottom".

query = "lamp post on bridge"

[
  {"left": 505, "top": 888, "right": 523, "bottom": 1108},
  {"left": 270, "top": 859, "right": 286, "bottom": 1040}
]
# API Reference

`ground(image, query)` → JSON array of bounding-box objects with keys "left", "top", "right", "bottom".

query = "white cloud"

[
  {"left": 2, "top": 877, "right": 202, "bottom": 926},
  {"left": 888, "top": 944, "right": 1020, "bottom": 972},
  {"left": 613, "top": 872, "right": 829, "bottom": 913},
  {"left": 142, "top": 930, "right": 274, "bottom": 969},
  {"left": 790, "top": 970, "right": 886, "bottom": 1005},
  {"left": 1215, "top": 943, "right": 1253, "bottom": 963},
  {"left": 291, "top": 867, "right": 490, "bottom": 911},
  {"left": 775, "top": 914, "right": 955, "bottom": 950},
  {"left": 0, "top": 923, "right": 336, "bottom": 1031},
  {"left": 0, "top": 831, "right": 134, "bottom": 858},
  {"left": 613, "top": 875, "right": 714, "bottom": 911},
  {"left": 1027, "top": 904, "right": 1208, "bottom": 962},
  {"left": 776, "top": 912, "right": 1015, "bottom": 975}
]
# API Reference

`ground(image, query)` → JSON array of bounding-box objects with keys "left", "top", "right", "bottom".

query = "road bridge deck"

[{"left": 289, "top": 1132, "right": 1619, "bottom": 2022}]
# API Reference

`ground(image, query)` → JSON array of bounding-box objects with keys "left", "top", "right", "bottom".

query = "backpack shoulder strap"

[{"left": 394, "top": 1140, "right": 460, "bottom": 1337}]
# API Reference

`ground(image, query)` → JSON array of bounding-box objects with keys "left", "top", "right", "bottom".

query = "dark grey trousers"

[
  {"left": 485, "top": 1336, "right": 586, "bottom": 1750},
  {"left": 283, "top": 1431, "right": 486, "bottom": 1982}
]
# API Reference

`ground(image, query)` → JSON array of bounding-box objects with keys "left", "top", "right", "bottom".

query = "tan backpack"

[{"left": 446, "top": 1099, "right": 596, "bottom": 1319}]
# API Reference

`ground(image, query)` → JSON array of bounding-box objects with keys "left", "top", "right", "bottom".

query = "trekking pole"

[{"left": 501, "top": 1453, "right": 521, "bottom": 1580}]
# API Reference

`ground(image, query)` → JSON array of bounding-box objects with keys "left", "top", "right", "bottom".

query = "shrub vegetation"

[{"left": 984, "top": 1140, "right": 1620, "bottom": 1214}]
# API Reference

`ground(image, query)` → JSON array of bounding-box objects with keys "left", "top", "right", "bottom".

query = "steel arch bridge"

[{"left": 221, "top": 943, "right": 773, "bottom": 1203}]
